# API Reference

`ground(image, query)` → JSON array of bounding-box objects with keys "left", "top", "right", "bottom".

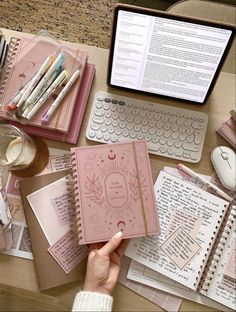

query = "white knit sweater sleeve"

[{"left": 72, "top": 291, "right": 113, "bottom": 312}]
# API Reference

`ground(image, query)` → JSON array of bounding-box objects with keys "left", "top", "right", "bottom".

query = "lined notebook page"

[{"left": 125, "top": 171, "right": 229, "bottom": 290}]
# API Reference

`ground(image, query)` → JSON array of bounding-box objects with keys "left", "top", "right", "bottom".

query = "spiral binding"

[
  {"left": 66, "top": 152, "right": 83, "bottom": 242},
  {"left": 196, "top": 203, "right": 235, "bottom": 293},
  {"left": 0, "top": 37, "right": 20, "bottom": 99}
]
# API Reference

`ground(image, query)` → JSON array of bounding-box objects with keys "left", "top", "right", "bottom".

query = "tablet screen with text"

[{"left": 107, "top": 5, "right": 234, "bottom": 104}]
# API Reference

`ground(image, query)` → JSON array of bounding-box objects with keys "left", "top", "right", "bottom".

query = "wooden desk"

[{"left": 0, "top": 28, "right": 235, "bottom": 311}]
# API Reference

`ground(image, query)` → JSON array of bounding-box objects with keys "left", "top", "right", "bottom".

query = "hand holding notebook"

[{"left": 69, "top": 141, "right": 160, "bottom": 244}]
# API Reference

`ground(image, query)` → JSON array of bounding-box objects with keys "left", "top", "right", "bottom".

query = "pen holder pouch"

[{"left": 0, "top": 29, "right": 82, "bottom": 125}]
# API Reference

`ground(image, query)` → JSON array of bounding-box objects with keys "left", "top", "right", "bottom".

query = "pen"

[
  {"left": 23, "top": 52, "right": 65, "bottom": 108},
  {"left": 16, "top": 55, "right": 54, "bottom": 108},
  {"left": 177, "top": 164, "right": 233, "bottom": 202},
  {"left": 41, "top": 68, "right": 80, "bottom": 123},
  {"left": 6, "top": 79, "right": 32, "bottom": 111},
  {"left": 21, "top": 65, "right": 63, "bottom": 118},
  {"left": 26, "top": 69, "right": 68, "bottom": 120}
]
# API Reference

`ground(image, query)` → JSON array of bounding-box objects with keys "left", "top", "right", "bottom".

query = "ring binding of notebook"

[
  {"left": 67, "top": 154, "right": 83, "bottom": 242},
  {"left": 0, "top": 37, "right": 20, "bottom": 97},
  {"left": 195, "top": 202, "right": 233, "bottom": 293}
]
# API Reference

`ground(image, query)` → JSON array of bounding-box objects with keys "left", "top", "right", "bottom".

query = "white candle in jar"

[{"left": 5, "top": 136, "right": 36, "bottom": 168}]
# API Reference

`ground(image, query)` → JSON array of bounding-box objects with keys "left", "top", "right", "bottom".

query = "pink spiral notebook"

[
  {"left": 8, "top": 63, "right": 95, "bottom": 144},
  {"left": 70, "top": 141, "right": 160, "bottom": 244},
  {"left": 0, "top": 36, "right": 88, "bottom": 133}
]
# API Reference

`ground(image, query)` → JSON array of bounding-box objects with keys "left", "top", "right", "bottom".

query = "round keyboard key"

[
  {"left": 119, "top": 122, "right": 126, "bottom": 129},
  {"left": 179, "top": 126, "right": 186, "bottom": 133},
  {"left": 92, "top": 116, "right": 103, "bottom": 124},
  {"left": 148, "top": 128, "right": 156, "bottom": 135},
  {"left": 141, "top": 126, "right": 148, "bottom": 133},
  {"left": 141, "top": 119, "right": 148, "bottom": 126},
  {"left": 122, "top": 129, "right": 129, "bottom": 137},
  {"left": 88, "top": 130, "right": 96, "bottom": 138},
  {"left": 176, "top": 118, "right": 184, "bottom": 125},
  {"left": 156, "top": 121, "right": 164, "bottom": 129},
  {"left": 100, "top": 124, "right": 107, "bottom": 132},
  {"left": 96, "top": 132, "right": 103, "bottom": 140},
  {"left": 111, "top": 135, "right": 118, "bottom": 143},
  {"left": 119, "top": 114, "right": 126, "bottom": 121},
  {"left": 103, "top": 133, "right": 111, "bottom": 141},
  {"left": 144, "top": 134, "right": 151, "bottom": 141},
  {"left": 184, "top": 119, "right": 192, "bottom": 127},
  {"left": 105, "top": 111, "right": 111, "bottom": 118},
  {"left": 103, "top": 103, "right": 110, "bottom": 110},
  {"left": 127, "top": 123, "right": 133, "bottom": 130},
  {"left": 171, "top": 132, "right": 179, "bottom": 140},
  {"left": 167, "top": 148, "right": 174, "bottom": 155},
  {"left": 115, "top": 128, "right": 122, "bottom": 135},
  {"left": 154, "top": 114, "right": 161, "bottom": 121},
  {"left": 127, "top": 116, "right": 133, "bottom": 123},
  {"left": 152, "top": 135, "right": 159, "bottom": 143},
  {"left": 174, "top": 140, "right": 182, "bottom": 148},
  {"left": 134, "top": 125, "right": 141, "bottom": 132},
  {"left": 130, "top": 131, "right": 137, "bottom": 139},
  {"left": 156, "top": 129, "right": 163, "bottom": 136},
  {"left": 112, "top": 120, "right": 119, "bottom": 127},
  {"left": 171, "top": 125, "right": 179, "bottom": 132},
  {"left": 149, "top": 120, "right": 155, "bottom": 127},
  {"left": 108, "top": 127, "right": 114, "bottom": 134},
  {"left": 104, "top": 98, "right": 111, "bottom": 103},
  {"left": 179, "top": 133, "right": 187, "bottom": 141},
  {"left": 159, "top": 137, "right": 167, "bottom": 145},
  {"left": 175, "top": 150, "right": 183, "bottom": 157},
  {"left": 112, "top": 112, "right": 119, "bottom": 119},
  {"left": 134, "top": 117, "right": 141, "bottom": 124},
  {"left": 186, "top": 127, "right": 194, "bottom": 135},
  {"left": 167, "top": 139, "right": 174, "bottom": 146},
  {"left": 164, "top": 131, "right": 171, "bottom": 138},
  {"left": 94, "top": 109, "right": 104, "bottom": 117},
  {"left": 90, "top": 123, "right": 100, "bottom": 131},
  {"left": 111, "top": 106, "right": 117, "bottom": 112},
  {"left": 137, "top": 133, "right": 144, "bottom": 140},
  {"left": 164, "top": 124, "right": 171, "bottom": 131},
  {"left": 160, "top": 146, "right": 167, "bottom": 153},
  {"left": 96, "top": 102, "right": 103, "bottom": 109},
  {"left": 105, "top": 119, "right": 111, "bottom": 126},
  {"left": 186, "top": 134, "right": 194, "bottom": 143},
  {"left": 183, "top": 152, "right": 190, "bottom": 159},
  {"left": 161, "top": 116, "right": 168, "bottom": 122},
  {"left": 169, "top": 117, "right": 176, "bottom": 124}
]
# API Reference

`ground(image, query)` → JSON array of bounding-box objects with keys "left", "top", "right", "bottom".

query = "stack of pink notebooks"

[{"left": 0, "top": 35, "right": 95, "bottom": 144}]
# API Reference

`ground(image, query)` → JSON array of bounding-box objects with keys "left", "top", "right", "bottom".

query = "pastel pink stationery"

[
  {"left": 70, "top": 141, "right": 160, "bottom": 244},
  {"left": 0, "top": 36, "right": 88, "bottom": 133},
  {"left": 8, "top": 63, "right": 95, "bottom": 144}
]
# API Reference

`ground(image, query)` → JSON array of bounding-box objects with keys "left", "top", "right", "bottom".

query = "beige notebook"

[{"left": 19, "top": 169, "right": 87, "bottom": 291}]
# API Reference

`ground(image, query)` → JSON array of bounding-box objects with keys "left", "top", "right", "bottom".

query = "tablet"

[{"left": 107, "top": 4, "right": 235, "bottom": 104}]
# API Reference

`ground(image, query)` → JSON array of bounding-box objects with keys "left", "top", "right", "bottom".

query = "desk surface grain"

[{"left": 0, "top": 28, "right": 235, "bottom": 312}]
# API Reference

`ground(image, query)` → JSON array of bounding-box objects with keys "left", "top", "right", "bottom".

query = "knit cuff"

[{"left": 72, "top": 291, "right": 113, "bottom": 312}]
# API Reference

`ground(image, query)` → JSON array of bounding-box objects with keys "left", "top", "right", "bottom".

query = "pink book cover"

[
  {"left": 71, "top": 141, "right": 160, "bottom": 244},
  {"left": 8, "top": 63, "right": 95, "bottom": 144},
  {"left": 0, "top": 36, "right": 88, "bottom": 133}
]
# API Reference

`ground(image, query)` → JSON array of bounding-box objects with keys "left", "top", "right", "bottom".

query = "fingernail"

[{"left": 113, "top": 231, "right": 123, "bottom": 240}]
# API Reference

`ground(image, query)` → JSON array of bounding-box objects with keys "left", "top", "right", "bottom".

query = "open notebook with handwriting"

[{"left": 125, "top": 171, "right": 235, "bottom": 310}]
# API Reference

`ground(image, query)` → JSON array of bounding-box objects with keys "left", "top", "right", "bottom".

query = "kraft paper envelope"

[{"left": 19, "top": 169, "right": 87, "bottom": 291}]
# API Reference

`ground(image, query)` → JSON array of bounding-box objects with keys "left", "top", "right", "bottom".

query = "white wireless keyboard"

[{"left": 86, "top": 91, "right": 208, "bottom": 163}]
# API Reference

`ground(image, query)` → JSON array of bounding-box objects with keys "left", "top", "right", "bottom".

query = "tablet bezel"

[{"left": 107, "top": 4, "right": 235, "bottom": 104}]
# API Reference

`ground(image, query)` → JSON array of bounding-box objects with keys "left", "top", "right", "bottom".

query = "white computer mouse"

[{"left": 211, "top": 146, "right": 236, "bottom": 191}]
